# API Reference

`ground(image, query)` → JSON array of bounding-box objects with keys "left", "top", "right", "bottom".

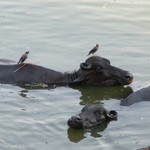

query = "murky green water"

[{"left": 0, "top": 0, "right": 150, "bottom": 149}]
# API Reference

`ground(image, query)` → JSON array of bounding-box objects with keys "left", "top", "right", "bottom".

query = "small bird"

[
  {"left": 87, "top": 44, "right": 99, "bottom": 56},
  {"left": 17, "top": 51, "right": 29, "bottom": 64}
]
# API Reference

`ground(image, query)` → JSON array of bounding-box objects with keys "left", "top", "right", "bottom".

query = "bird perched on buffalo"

[
  {"left": 17, "top": 51, "right": 29, "bottom": 64},
  {"left": 87, "top": 44, "right": 99, "bottom": 56}
]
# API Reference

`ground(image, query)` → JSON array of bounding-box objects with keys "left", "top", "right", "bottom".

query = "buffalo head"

[
  {"left": 68, "top": 104, "right": 117, "bottom": 129},
  {"left": 73, "top": 56, "right": 133, "bottom": 86}
]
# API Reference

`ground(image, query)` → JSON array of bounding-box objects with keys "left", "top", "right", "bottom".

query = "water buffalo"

[
  {"left": 0, "top": 56, "right": 133, "bottom": 86},
  {"left": 67, "top": 103, "right": 117, "bottom": 129},
  {"left": 120, "top": 86, "right": 150, "bottom": 106},
  {"left": 137, "top": 146, "right": 150, "bottom": 150}
]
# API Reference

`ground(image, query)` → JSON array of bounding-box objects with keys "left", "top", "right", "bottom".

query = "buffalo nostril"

[
  {"left": 125, "top": 72, "right": 133, "bottom": 80},
  {"left": 76, "top": 116, "right": 82, "bottom": 121},
  {"left": 70, "top": 115, "right": 82, "bottom": 121}
]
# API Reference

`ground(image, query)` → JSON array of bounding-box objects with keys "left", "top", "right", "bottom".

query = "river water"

[{"left": 0, "top": 0, "right": 150, "bottom": 149}]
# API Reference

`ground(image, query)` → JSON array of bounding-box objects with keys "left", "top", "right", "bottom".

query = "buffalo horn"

[
  {"left": 80, "top": 62, "right": 92, "bottom": 70},
  {"left": 107, "top": 110, "right": 118, "bottom": 120}
]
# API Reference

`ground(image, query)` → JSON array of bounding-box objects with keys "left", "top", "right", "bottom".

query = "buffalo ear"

[
  {"left": 80, "top": 62, "right": 92, "bottom": 70},
  {"left": 106, "top": 110, "right": 118, "bottom": 120}
]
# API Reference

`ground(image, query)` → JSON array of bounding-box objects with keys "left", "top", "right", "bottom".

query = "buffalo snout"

[
  {"left": 124, "top": 72, "right": 133, "bottom": 84},
  {"left": 68, "top": 115, "right": 83, "bottom": 129}
]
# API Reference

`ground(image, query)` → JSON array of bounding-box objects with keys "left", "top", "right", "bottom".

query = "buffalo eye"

[
  {"left": 95, "top": 111, "right": 103, "bottom": 116},
  {"left": 95, "top": 111, "right": 105, "bottom": 121},
  {"left": 96, "top": 66, "right": 103, "bottom": 70}
]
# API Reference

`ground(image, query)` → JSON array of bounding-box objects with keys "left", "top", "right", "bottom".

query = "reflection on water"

[
  {"left": 67, "top": 128, "right": 85, "bottom": 143},
  {"left": 71, "top": 85, "right": 133, "bottom": 105},
  {"left": 19, "top": 84, "right": 133, "bottom": 104},
  {"left": 67, "top": 121, "right": 109, "bottom": 143},
  {"left": 19, "top": 89, "right": 28, "bottom": 98}
]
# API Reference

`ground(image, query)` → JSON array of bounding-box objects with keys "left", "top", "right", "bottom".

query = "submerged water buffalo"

[
  {"left": 0, "top": 56, "right": 133, "bottom": 86},
  {"left": 120, "top": 86, "right": 150, "bottom": 106},
  {"left": 137, "top": 147, "right": 150, "bottom": 150},
  {"left": 68, "top": 104, "right": 117, "bottom": 129}
]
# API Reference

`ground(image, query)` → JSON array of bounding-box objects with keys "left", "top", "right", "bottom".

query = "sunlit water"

[{"left": 0, "top": 0, "right": 150, "bottom": 150}]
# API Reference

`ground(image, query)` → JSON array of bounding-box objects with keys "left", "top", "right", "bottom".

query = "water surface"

[{"left": 0, "top": 0, "right": 150, "bottom": 150}]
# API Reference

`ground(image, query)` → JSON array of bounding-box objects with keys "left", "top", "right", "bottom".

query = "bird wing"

[
  {"left": 17, "top": 54, "right": 27, "bottom": 64},
  {"left": 87, "top": 47, "right": 95, "bottom": 56}
]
